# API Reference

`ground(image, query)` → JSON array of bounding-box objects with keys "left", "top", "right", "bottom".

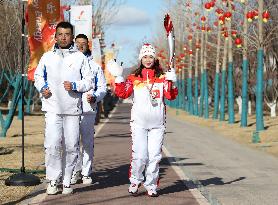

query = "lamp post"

[{"left": 5, "top": 0, "right": 40, "bottom": 186}]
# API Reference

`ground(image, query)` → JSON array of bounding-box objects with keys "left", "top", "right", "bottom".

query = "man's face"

[
  {"left": 55, "top": 27, "right": 73, "bottom": 48},
  {"left": 75, "top": 38, "right": 89, "bottom": 54}
]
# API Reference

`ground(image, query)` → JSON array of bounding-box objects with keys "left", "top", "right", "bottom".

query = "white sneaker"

[
  {"left": 82, "top": 176, "right": 92, "bottom": 185},
  {"left": 46, "top": 180, "right": 59, "bottom": 195},
  {"left": 147, "top": 189, "right": 158, "bottom": 197},
  {"left": 128, "top": 183, "right": 140, "bottom": 194},
  {"left": 62, "top": 185, "right": 73, "bottom": 194},
  {"left": 70, "top": 171, "right": 81, "bottom": 185}
]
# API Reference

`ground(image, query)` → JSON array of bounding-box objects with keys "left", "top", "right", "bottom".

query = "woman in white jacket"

[
  {"left": 34, "top": 22, "right": 94, "bottom": 195},
  {"left": 108, "top": 43, "right": 178, "bottom": 197}
]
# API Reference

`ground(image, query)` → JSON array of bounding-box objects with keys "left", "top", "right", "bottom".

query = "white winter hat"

[{"left": 138, "top": 43, "right": 156, "bottom": 60}]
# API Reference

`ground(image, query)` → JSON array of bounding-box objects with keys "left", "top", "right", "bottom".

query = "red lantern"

[
  {"left": 219, "top": 15, "right": 225, "bottom": 25},
  {"left": 225, "top": 11, "right": 232, "bottom": 20},
  {"left": 231, "top": 30, "right": 237, "bottom": 37},
  {"left": 206, "top": 27, "right": 211, "bottom": 33},
  {"left": 262, "top": 11, "right": 270, "bottom": 23},
  {"left": 188, "top": 35, "right": 193, "bottom": 41},
  {"left": 204, "top": 2, "right": 211, "bottom": 11},
  {"left": 188, "top": 50, "right": 193, "bottom": 56},
  {"left": 246, "top": 11, "right": 254, "bottom": 22},
  {"left": 201, "top": 26, "right": 206, "bottom": 32},
  {"left": 201, "top": 16, "right": 206, "bottom": 23},
  {"left": 235, "top": 38, "right": 242, "bottom": 48},
  {"left": 223, "top": 31, "right": 228, "bottom": 39},
  {"left": 213, "top": 21, "right": 218, "bottom": 27},
  {"left": 253, "top": 10, "right": 258, "bottom": 19},
  {"left": 215, "top": 8, "right": 224, "bottom": 16},
  {"left": 180, "top": 53, "right": 185, "bottom": 58},
  {"left": 210, "top": 1, "right": 215, "bottom": 8}
]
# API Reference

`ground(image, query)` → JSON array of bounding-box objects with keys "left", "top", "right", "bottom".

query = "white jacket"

[
  {"left": 34, "top": 45, "right": 94, "bottom": 115},
  {"left": 82, "top": 55, "right": 107, "bottom": 114},
  {"left": 115, "top": 68, "right": 178, "bottom": 129}
]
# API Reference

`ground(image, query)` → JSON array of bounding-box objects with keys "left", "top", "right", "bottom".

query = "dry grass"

[
  {"left": 0, "top": 114, "right": 45, "bottom": 204},
  {"left": 167, "top": 107, "right": 278, "bottom": 157}
]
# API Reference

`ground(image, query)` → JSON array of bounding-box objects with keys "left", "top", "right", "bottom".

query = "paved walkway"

[
  {"left": 21, "top": 101, "right": 278, "bottom": 205},
  {"left": 22, "top": 102, "right": 203, "bottom": 205},
  {"left": 164, "top": 110, "right": 278, "bottom": 205}
]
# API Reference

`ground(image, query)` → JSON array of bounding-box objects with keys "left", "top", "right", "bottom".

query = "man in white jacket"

[
  {"left": 70, "top": 34, "right": 106, "bottom": 185},
  {"left": 34, "top": 22, "right": 94, "bottom": 195}
]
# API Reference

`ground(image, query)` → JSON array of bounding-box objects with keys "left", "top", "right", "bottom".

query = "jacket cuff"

[
  {"left": 40, "top": 84, "right": 48, "bottom": 92},
  {"left": 71, "top": 82, "right": 77, "bottom": 91},
  {"left": 92, "top": 93, "right": 97, "bottom": 103}
]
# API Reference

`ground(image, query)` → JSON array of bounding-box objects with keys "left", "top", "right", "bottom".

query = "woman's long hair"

[{"left": 133, "top": 59, "right": 164, "bottom": 78}]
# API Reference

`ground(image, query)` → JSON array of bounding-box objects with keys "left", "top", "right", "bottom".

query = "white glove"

[
  {"left": 107, "top": 59, "right": 123, "bottom": 77},
  {"left": 165, "top": 70, "right": 177, "bottom": 82},
  {"left": 115, "top": 76, "right": 124, "bottom": 83}
]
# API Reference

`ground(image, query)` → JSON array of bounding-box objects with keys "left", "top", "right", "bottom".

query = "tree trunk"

[
  {"left": 236, "top": 96, "right": 242, "bottom": 115},
  {"left": 213, "top": 23, "right": 221, "bottom": 119},
  {"left": 240, "top": 0, "right": 249, "bottom": 127},
  {"left": 194, "top": 32, "right": 200, "bottom": 116},
  {"left": 220, "top": 40, "right": 228, "bottom": 121},
  {"left": 266, "top": 101, "right": 276, "bottom": 117},
  {"left": 227, "top": 1, "right": 235, "bottom": 124},
  {"left": 256, "top": 0, "right": 265, "bottom": 131}
]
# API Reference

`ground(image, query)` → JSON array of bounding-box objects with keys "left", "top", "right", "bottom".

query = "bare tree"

[{"left": 0, "top": 1, "right": 22, "bottom": 72}]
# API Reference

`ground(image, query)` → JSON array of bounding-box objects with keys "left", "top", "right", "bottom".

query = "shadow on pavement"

[
  {"left": 200, "top": 176, "right": 246, "bottom": 186},
  {"left": 95, "top": 132, "right": 131, "bottom": 139}
]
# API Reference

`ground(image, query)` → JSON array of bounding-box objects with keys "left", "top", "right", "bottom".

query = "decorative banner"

[
  {"left": 27, "top": 0, "right": 60, "bottom": 80},
  {"left": 70, "top": 5, "right": 92, "bottom": 41},
  {"left": 104, "top": 47, "right": 116, "bottom": 86},
  {"left": 60, "top": 5, "right": 70, "bottom": 21},
  {"left": 91, "top": 37, "right": 102, "bottom": 66}
]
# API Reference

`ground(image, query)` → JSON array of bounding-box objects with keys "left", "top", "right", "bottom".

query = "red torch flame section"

[{"left": 164, "top": 13, "right": 173, "bottom": 36}]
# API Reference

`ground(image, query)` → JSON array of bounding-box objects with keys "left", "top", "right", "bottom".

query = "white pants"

[
  {"left": 44, "top": 113, "right": 80, "bottom": 187},
  {"left": 129, "top": 123, "right": 165, "bottom": 190},
  {"left": 73, "top": 114, "right": 96, "bottom": 176}
]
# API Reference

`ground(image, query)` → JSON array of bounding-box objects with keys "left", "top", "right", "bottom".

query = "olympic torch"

[
  {"left": 164, "top": 13, "right": 175, "bottom": 71},
  {"left": 164, "top": 13, "right": 175, "bottom": 90}
]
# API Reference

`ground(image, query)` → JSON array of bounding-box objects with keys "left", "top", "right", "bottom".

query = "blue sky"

[{"left": 104, "top": 0, "right": 168, "bottom": 67}]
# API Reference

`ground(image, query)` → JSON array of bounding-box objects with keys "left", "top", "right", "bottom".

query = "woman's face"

[{"left": 141, "top": 55, "right": 155, "bottom": 68}]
